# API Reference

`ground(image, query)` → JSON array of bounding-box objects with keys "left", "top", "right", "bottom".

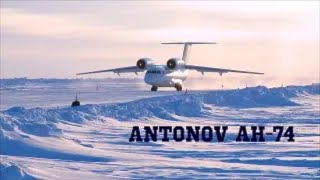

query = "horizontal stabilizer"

[
  {"left": 161, "top": 42, "right": 217, "bottom": 62},
  {"left": 161, "top": 42, "right": 217, "bottom": 45}
]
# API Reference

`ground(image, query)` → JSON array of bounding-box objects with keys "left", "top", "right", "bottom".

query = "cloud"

[
  {"left": 1, "top": 8, "right": 89, "bottom": 37},
  {"left": 0, "top": 1, "right": 319, "bottom": 81},
  {"left": 0, "top": 8, "right": 154, "bottom": 42}
]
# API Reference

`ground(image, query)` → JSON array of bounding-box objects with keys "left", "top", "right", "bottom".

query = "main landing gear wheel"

[
  {"left": 151, "top": 86, "right": 158, "bottom": 91},
  {"left": 175, "top": 84, "right": 182, "bottom": 91}
]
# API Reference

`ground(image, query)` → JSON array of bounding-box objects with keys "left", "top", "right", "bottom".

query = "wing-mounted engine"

[
  {"left": 136, "top": 58, "right": 154, "bottom": 69},
  {"left": 166, "top": 58, "right": 185, "bottom": 70}
]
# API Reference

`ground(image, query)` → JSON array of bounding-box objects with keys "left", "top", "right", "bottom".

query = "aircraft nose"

[
  {"left": 144, "top": 74, "right": 152, "bottom": 85},
  {"left": 144, "top": 73, "right": 158, "bottom": 85}
]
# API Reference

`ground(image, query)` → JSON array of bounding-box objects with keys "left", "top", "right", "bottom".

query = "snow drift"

[
  {"left": 0, "top": 85, "right": 319, "bottom": 137},
  {"left": 0, "top": 161, "right": 35, "bottom": 180},
  {"left": 0, "top": 84, "right": 319, "bottom": 179}
]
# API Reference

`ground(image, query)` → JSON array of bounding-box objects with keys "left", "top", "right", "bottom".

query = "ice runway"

[
  {"left": 0, "top": 79, "right": 319, "bottom": 179},
  {"left": 0, "top": 78, "right": 178, "bottom": 110}
]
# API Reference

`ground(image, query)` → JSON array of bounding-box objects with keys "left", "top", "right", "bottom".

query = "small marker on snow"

[{"left": 71, "top": 93, "right": 80, "bottom": 107}]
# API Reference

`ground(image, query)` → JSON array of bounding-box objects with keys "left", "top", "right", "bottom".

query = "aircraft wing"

[
  {"left": 77, "top": 66, "right": 144, "bottom": 75},
  {"left": 185, "top": 65, "right": 264, "bottom": 75}
]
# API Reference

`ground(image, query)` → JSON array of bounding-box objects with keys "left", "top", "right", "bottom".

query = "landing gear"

[
  {"left": 151, "top": 86, "right": 158, "bottom": 91},
  {"left": 175, "top": 84, "right": 182, "bottom": 91}
]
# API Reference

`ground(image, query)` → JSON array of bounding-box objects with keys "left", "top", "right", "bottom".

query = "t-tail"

[{"left": 161, "top": 42, "right": 217, "bottom": 62}]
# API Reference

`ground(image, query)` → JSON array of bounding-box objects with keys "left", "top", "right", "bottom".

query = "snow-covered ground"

[{"left": 0, "top": 78, "right": 319, "bottom": 179}]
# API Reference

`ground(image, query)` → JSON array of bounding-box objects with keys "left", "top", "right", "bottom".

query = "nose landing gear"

[
  {"left": 151, "top": 86, "right": 158, "bottom": 91},
  {"left": 174, "top": 84, "right": 182, "bottom": 91},
  {"left": 150, "top": 85, "right": 182, "bottom": 91}
]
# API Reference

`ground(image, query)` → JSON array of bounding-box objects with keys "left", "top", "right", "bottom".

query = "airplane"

[{"left": 77, "top": 42, "right": 263, "bottom": 91}]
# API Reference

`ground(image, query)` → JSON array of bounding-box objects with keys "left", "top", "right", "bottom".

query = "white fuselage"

[{"left": 144, "top": 65, "right": 188, "bottom": 87}]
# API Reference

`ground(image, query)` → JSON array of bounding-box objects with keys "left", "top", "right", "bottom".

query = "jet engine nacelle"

[
  {"left": 136, "top": 58, "right": 153, "bottom": 69},
  {"left": 166, "top": 58, "right": 185, "bottom": 70}
]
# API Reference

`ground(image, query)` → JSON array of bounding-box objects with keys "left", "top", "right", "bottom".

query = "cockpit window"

[{"left": 147, "top": 70, "right": 161, "bottom": 74}]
